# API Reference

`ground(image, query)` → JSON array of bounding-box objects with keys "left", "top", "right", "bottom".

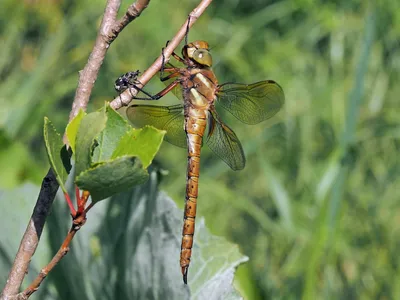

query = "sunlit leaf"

[
  {"left": 74, "top": 111, "right": 107, "bottom": 178},
  {"left": 112, "top": 126, "right": 165, "bottom": 168},
  {"left": 91, "top": 105, "right": 131, "bottom": 162},
  {"left": 43, "top": 117, "right": 71, "bottom": 193},
  {"left": 66, "top": 109, "right": 86, "bottom": 153}
]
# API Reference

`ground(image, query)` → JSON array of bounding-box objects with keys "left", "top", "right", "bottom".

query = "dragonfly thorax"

[{"left": 183, "top": 40, "right": 212, "bottom": 67}]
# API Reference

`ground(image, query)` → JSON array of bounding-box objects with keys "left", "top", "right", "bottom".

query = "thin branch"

[
  {"left": 67, "top": 0, "right": 121, "bottom": 122},
  {"left": 111, "top": 0, "right": 150, "bottom": 38},
  {"left": 68, "top": 0, "right": 150, "bottom": 122},
  {"left": 110, "top": 0, "right": 214, "bottom": 110},
  {"left": 0, "top": 169, "right": 59, "bottom": 299},
  {"left": 20, "top": 214, "right": 86, "bottom": 299}
]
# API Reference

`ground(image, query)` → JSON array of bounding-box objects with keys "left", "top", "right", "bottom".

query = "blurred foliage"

[
  {"left": 0, "top": 0, "right": 399, "bottom": 299},
  {"left": 0, "top": 172, "right": 246, "bottom": 300}
]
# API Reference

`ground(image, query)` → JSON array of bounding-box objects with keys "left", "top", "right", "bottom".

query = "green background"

[{"left": 0, "top": 0, "right": 399, "bottom": 298}]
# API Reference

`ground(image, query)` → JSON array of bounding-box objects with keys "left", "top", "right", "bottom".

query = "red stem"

[{"left": 64, "top": 192, "right": 77, "bottom": 216}]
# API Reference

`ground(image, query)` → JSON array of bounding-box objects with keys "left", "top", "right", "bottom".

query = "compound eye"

[{"left": 192, "top": 49, "right": 212, "bottom": 67}]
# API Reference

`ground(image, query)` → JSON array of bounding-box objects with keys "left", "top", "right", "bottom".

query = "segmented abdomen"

[{"left": 180, "top": 107, "right": 207, "bottom": 283}]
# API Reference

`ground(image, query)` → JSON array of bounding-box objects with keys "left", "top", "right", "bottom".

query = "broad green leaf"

[
  {"left": 0, "top": 184, "right": 53, "bottom": 299},
  {"left": 74, "top": 107, "right": 164, "bottom": 201},
  {"left": 0, "top": 174, "right": 246, "bottom": 299},
  {"left": 112, "top": 126, "right": 166, "bottom": 168},
  {"left": 91, "top": 105, "right": 132, "bottom": 162},
  {"left": 66, "top": 109, "right": 86, "bottom": 153},
  {"left": 43, "top": 117, "right": 71, "bottom": 193},
  {"left": 52, "top": 170, "right": 246, "bottom": 299},
  {"left": 75, "top": 156, "right": 148, "bottom": 202},
  {"left": 74, "top": 111, "right": 107, "bottom": 178},
  {"left": 189, "top": 219, "right": 249, "bottom": 299}
]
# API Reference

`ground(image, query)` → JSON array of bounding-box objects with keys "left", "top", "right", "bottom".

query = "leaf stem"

[{"left": 64, "top": 192, "right": 77, "bottom": 216}]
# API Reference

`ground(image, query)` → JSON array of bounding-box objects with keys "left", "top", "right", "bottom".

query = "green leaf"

[
  {"left": 112, "top": 126, "right": 166, "bottom": 168},
  {"left": 0, "top": 184, "right": 52, "bottom": 297},
  {"left": 91, "top": 105, "right": 132, "bottom": 162},
  {"left": 56, "top": 170, "right": 245, "bottom": 299},
  {"left": 189, "top": 219, "right": 249, "bottom": 299},
  {"left": 75, "top": 156, "right": 148, "bottom": 202},
  {"left": 73, "top": 106, "right": 164, "bottom": 201},
  {"left": 43, "top": 117, "right": 71, "bottom": 193},
  {"left": 74, "top": 111, "right": 107, "bottom": 177},
  {"left": 1, "top": 172, "right": 246, "bottom": 299},
  {"left": 65, "top": 109, "right": 86, "bottom": 153}
]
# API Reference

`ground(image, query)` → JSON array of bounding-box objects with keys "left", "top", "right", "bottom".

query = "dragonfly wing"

[
  {"left": 217, "top": 80, "right": 284, "bottom": 125},
  {"left": 126, "top": 104, "right": 186, "bottom": 148},
  {"left": 206, "top": 108, "right": 245, "bottom": 171},
  {"left": 166, "top": 80, "right": 183, "bottom": 100},
  {"left": 162, "top": 62, "right": 183, "bottom": 100}
]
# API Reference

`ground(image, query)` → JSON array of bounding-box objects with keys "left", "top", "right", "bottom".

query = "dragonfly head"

[{"left": 183, "top": 40, "right": 213, "bottom": 67}]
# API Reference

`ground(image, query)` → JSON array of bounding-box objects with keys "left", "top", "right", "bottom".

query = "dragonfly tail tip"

[{"left": 182, "top": 266, "right": 189, "bottom": 284}]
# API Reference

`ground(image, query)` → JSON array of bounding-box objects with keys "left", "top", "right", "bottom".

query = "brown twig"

[
  {"left": 110, "top": 0, "right": 214, "bottom": 110},
  {"left": 68, "top": 0, "right": 119, "bottom": 123},
  {"left": 68, "top": 0, "right": 150, "bottom": 123},
  {"left": 21, "top": 213, "right": 87, "bottom": 299},
  {"left": 111, "top": 0, "right": 150, "bottom": 39},
  {"left": 0, "top": 169, "right": 59, "bottom": 300}
]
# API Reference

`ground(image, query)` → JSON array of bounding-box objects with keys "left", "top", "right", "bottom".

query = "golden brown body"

[
  {"left": 126, "top": 40, "right": 284, "bottom": 284},
  {"left": 179, "top": 66, "right": 219, "bottom": 279}
]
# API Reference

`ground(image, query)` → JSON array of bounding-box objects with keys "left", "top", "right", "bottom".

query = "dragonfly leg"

[
  {"left": 164, "top": 40, "right": 185, "bottom": 63},
  {"left": 130, "top": 80, "right": 180, "bottom": 100},
  {"left": 160, "top": 46, "right": 169, "bottom": 80},
  {"left": 160, "top": 71, "right": 180, "bottom": 82},
  {"left": 184, "top": 15, "right": 192, "bottom": 46},
  {"left": 160, "top": 48, "right": 184, "bottom": 81}
]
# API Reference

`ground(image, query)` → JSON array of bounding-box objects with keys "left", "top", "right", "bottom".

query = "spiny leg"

[
  {"left": 164, "top": 40, "right": 185, "bottom": 63},
  {"left": 129, "top": 80, "right": 180, "bottom": 101},
  {"left": 160, "top": 43, "right": 184, "bottom": 81},
  {"left": 184, "top": 15, "right": 192, "bottom": 46}
]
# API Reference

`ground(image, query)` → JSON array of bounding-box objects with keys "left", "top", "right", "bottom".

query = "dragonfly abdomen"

[{"left": 180, "top": 108, "right": 207, "bottom": 283}]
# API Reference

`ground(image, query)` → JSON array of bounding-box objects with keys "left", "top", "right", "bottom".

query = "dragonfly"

[{"left": 125, "top": 40, "right": 284, "bottom": 284}]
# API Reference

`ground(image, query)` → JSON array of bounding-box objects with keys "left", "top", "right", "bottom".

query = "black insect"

[{"left": 114, "top": 70, "right": 141, "bottom": 93}]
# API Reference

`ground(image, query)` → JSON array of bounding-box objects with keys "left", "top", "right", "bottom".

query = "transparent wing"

[
  {"left": 162, "top": 62, "right": 183, "bottom": 100},
  {"left": 206, "top": 108, "right": 245, "bottom": 171},
  {"left": 126, "top": 104, "right": 186, "bottom": 148},
  {"left": 217, "top": 80, "right": 284, "bottom": 125}
]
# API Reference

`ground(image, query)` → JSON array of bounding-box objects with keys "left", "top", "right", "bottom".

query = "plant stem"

[
  {"left": 0, "top": 169, "right": 59, "bottom": 299},
  {"left": 21, "top": 215, "right": 86, "bottom": 299}
]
